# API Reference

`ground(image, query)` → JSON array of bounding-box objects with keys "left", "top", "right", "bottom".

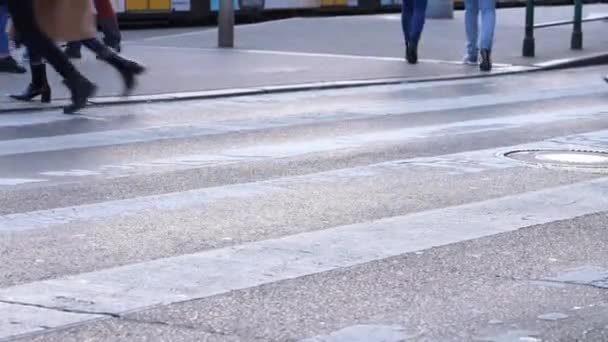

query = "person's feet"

[
  {"left": 463, "top": 55, "right": 478, "bottom": 65},
  {"left": 405, "top": 42, "right": 418, "bottom": 65},
  {"left": 102, "top": 54, "right": 146, "bottom": 95},
  {"left": 63, "top": 77, "right": 97, "bottom": 114},
  {"left": 10, "top": 83, "right": 51, "bottom": 103},
  {"left": 480, "top": 49, "right": 492, "bottom": 72},
  {"left": 0, "top": 56, "right": 26, "bottom": 73}
]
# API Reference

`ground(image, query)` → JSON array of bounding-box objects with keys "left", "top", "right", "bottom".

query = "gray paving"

[{"left": 1, "top": 66, "right": 608, "bottom": 341}]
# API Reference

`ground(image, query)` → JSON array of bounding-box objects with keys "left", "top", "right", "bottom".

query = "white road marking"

[
  {"left": 1, "top": 177, "right": 608, "bottom": 339},
  {"left": 0, "top": 302, "right": 101, "bottom": 339},
  {"left": 0, "top": 178, "right": 46, "bottom": 186},
  {"left": 0, "top": 90, "right": 605, "bottom": 158},
  {"left": 0, "top": 183, "right": 283, "bottom": 233},
  {"left": 3, "top": 126, "right": 608, "bottom": 193},
  {"left": 0, "top": 128, "right": 584, "bottom": 231},
  {"left": 0, "top": 114, "right": 76, "bottom": 128}
]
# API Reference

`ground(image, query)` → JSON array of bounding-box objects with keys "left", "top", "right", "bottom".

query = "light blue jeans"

[
  {"left": 0, "top": 5, "right": 9, "bottom": 56},
  {"left": 464, "top": 0, "right": 496, "bottom": 60}
]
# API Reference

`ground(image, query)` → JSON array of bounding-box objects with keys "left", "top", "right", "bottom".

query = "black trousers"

[
  {"left": 30, "top": 39, "right": 113, "bottom": 65},
  {"left": 6, "top": 0, "right": 81, "bottom": 81}
]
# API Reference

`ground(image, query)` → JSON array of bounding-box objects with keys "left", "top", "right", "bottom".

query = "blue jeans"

[
  {"left": 401, "top": 0, "right": 427, "bottom": 44},
  {"left": 0, "top": 5, "right": 9, "bottom": 56},
  {"left": 465, "top": 0, "right": 496, "bottom": 59}
]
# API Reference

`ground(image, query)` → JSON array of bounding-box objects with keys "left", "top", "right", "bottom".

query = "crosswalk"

[{"left": 1, "top": 68, "right": 608, "bottom": 341}]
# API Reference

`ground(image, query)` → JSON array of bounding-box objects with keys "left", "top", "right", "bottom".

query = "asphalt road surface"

[{"left": 1, "top": 66, "right": 608, "bottom": 342}]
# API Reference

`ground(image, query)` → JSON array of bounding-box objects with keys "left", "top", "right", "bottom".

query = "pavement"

[
  {"left": 2, "top": 64, "right": 608, "bottom": 341},
  {"left": 1, "top": 4, "right": 608, "bottom": 112}
]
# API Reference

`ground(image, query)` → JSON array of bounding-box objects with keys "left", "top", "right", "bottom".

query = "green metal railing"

[{"left": 522, "top": 0, "right": 608, "bottom": 57}]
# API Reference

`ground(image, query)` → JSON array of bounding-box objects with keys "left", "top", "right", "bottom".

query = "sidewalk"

[{"left": 1, "top": 4, "right": 607, "bottom": 112}]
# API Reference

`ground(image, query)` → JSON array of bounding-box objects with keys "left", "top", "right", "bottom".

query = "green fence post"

[
  {"left": 571, "top": 0, "right": 583, "bottom": 50},
  {"left": 523, "top": 0, "right": 535, "bottom": 57}
]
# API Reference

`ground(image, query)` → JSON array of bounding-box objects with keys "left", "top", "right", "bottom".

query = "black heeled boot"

[
  {"left": 480, "top": 49, "right": 492, "bottom": 72},
  {"left": 406, "top": 41, "right": 418, "bottom": 65},
  {"left": 63, "top": 76, "right": 97, "bottom": 114},
  {"left": 10, "top": 63, "right": 52, "bottom": 103},
  {"left": 101, "top": 53, "right": 145, "bottom": 96}
]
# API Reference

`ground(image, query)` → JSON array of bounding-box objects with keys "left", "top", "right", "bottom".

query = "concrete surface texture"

[{"left": 0, "top": 65, "right": 608, "bottom": 340}]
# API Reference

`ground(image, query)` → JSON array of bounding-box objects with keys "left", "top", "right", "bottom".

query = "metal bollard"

[
  {"left": 571, "top": 0, "right": 583, "bottom": 50},
  {"left": 218, "top": 0, "right": 235, "bottom": 48},
  {"left": 522, "top": 0, "right": 535, "bottom": 57}
]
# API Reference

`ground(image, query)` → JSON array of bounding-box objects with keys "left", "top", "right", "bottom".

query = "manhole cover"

[{"left": 503, "top": 149, "right": 608, "bottom": 171}]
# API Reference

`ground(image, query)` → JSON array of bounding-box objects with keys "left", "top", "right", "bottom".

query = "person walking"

[
  {"left": 7, "top": 0, "right": 144, "bottom": 113},
  {"left": 65, "top": 0, "right": 122, "bottom": 59},
  {"left": 6, "top": 0, "right": 97, "bottom": 113},
  {"left": 11, "top": 38, "right": 143, "bottom": 105},
  {"left": 401, "top": 0, "right": 427, "bottom": 64},
  {"left": 463, "top": 0, "right": 496, "bottom": 71},
  {"left": 0, "top": 1, "right": 25, "bottom": 73}
]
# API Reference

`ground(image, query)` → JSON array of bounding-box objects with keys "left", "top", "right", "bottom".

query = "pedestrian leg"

[
  {"left": 406, "top": 0, "right": 427, "bottom": 64},
  {"left": 0, "top": 4, "right": 26, "bottom": 73},
  {"left": 6, "top": 0, "right": 96, "bottom": 113},
  {"left": 478, "top": 0, "right": 495, "bottom": 71},
  {"left": 65, "top": 41, "right": 83, "bottom": 59},
  {"left": 464, "top": 0, "right": 480, "bottom": 64},
  {"left": 95, "top": 0, "right": 122, "bottom": 51},
  {"left": 401, "top": 0, "right": 414, "bottom": 62},
  {"left": 81, "top": 38, "right": 145, "bottom": 95},
  {"left": 10, "top": 50, "right": 51, "bottom": 103}
]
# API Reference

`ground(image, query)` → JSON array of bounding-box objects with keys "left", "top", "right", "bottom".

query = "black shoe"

[
  {"left": 480, "top": 49, "right": 492, "bottom": 72},
  {"left": 64, "top": 46, "right": 82, "bottom": 59},
  {"left": 10, "top": 83, "right": 51, "bottom": 103},
  {"left": 405, "top": 42, "right": 418, "bottom": 65},
  {"left": 10, "top": 64, "right": 51, "bottom": 103},
  {"left": 63, "top": 77, "right": 97, "bottom": 114},
  {"left": 103, "top": 54, "right": 146, "bottom": 96},
  {"left": 0, "top": 56, "right": 27, "bottom": 74},
  {"left": 604, "top": 75, "right": 608, "bottom": 83}
]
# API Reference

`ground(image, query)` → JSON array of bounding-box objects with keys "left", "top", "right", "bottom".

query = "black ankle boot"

[
  {"left": 10, "top": 64, "right": 51, "bottom": 103},
  {"left": 406, "top": 41, "right": 418, "bottom": 64},
  {"left": 480, "top": 49, "right": 492, "bottom": 72},
  {"left": 63, "top": 76, "right": 97, "bottom": 114},
  {"left": 102, "top": 54, "right": 145, "bottom": 96}
]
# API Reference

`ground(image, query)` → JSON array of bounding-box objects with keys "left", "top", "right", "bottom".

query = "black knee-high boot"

[
  {"left": 10, "top": 63, "right": 51, "bottom": 103},
  {"left": 82, "top": 38, "right": 145, "bottom": 95}
]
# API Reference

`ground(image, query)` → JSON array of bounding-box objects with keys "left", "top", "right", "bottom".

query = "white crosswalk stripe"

[{"left": 1, "top": 73, "right": 608, "bottom": 341}]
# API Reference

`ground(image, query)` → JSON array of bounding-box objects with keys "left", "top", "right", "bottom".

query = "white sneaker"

[{"left": 463, "top": 56, "right": 478, "bottom": 65}]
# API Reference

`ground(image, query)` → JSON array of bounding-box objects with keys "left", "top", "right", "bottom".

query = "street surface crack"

[
  {"left": 0, "top": 299, "right": 242, "bottom": 339},
  {"left": 494, "top": 274, "right": 608, "bottom": 290},
  {"left": 0, "top": 299, "right": 119, "bottom": 318},
  {"left": 118, "top": 316, "right": 237, "bottom": 337}
]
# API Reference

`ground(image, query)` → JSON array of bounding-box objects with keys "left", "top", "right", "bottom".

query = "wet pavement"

[{"left": 1, "top": 66, "right": 608, "bottom": 341}]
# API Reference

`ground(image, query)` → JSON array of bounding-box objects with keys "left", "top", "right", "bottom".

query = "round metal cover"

[{"left": 503, "top": 149, "right": 608, "bottom": 171}]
